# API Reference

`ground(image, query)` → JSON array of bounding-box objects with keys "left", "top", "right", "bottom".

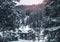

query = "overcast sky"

[{"left": 14, "top": 0, "right": 44, "bottom": 5}]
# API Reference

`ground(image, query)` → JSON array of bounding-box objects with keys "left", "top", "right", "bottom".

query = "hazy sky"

[{"left": 14, "top": 0, "right": 44, "bottom": 5}]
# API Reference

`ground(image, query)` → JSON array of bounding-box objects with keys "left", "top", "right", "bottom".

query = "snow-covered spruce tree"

[
  {"left": 0, "top": 0, "right": 20, "bottom": 30},
  {"left": 44, "top": 0, "right": 60, "bottom": 42}
]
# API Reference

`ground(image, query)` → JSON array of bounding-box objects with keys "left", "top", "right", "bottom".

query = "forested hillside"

[{"left": 0, "top": 0, "right": 60, "bottom": 42}]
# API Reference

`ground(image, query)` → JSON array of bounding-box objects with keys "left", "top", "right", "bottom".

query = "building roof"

[{"left": 18, "top": 25, "right": 34, "bottom": 33}]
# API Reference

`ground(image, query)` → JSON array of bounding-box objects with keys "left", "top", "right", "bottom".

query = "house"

[{"left": 18, "top": 25, "right": 35, "bottom": 40}]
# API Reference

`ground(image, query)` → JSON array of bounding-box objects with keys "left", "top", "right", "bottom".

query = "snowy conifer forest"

[{"left": 0, "top": 0, "right": 60, "bottom": 42}]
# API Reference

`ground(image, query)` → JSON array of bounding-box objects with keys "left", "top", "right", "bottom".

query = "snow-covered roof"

[{"left": 18, "top": 25, "right": 33, "bottom": 33}]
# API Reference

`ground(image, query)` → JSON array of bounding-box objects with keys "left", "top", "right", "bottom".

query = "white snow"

[
  {"left": 24, "top": 16, "right": 29, "bottom": 22},
  {"left": 10, "top": 39, "right": 46, "bottom": 42},
  {"left": 46, "top": 26, "right": 60, "bottom": 31},
  {"left": 0, "top": 32, "right": 3, "bottom": 37},
  {"left": 18, "top": 25, "right": 34, "bottom": 33},
  {"left": 10, "top": 28, "right": 48, "bottom": 42},
  {"left": 51, "top": 19, "right": 56, "bottom": 22}
]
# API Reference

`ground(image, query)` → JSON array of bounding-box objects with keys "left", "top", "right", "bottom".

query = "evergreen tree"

[
  {"left": 44, "top": 0, "right": 60, "bottom": 42},
  {"left": 0, "top": 0, "right": 20, "bottom": 30}
]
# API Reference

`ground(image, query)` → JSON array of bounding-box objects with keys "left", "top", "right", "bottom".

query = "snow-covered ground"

[
  {"left": 10, "top": 39, "right": 46, "bottom": 42},
  {"left": 10, "top": 39, "right": 32, "bottom": 42},
  {"left": 10, "top": 28, "right": 47, "bottom": 42}
]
